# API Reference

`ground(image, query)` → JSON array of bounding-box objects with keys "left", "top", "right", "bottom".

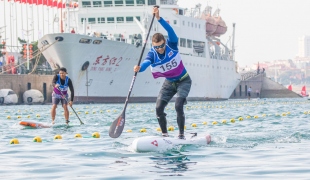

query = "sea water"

[{"left": 1, "top": 98, "right": 310, "bottom": 179}]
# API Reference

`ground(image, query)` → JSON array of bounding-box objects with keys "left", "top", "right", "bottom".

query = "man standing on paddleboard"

[
  {"left": 134, "top": 7, "right": 191, "bottom": 139},
  {"left": 51, "top": 67, "right": 74, "bottom": 125}
]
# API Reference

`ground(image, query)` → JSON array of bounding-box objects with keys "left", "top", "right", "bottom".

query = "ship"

[{"left": 38, "top": 0, "right": 241, "bottom": 103}]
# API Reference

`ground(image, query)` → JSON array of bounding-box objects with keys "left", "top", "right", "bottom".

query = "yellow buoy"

[
  {"left": 231, "top": 119, "right": 235, "bottom": 123},
  {"left": 202, "top": 121, "right": 207, "bottom": 125},
  {"left": 17, "top": 115, "right": 21, "bottom": 119},
  {"left": 10, "top": 138, "right": 19, "bottom": 144},
  {"left": 85, "top": 111, "right": 89, "bottom": 114},
  {"left": 254, "top": 115, "right": 258, "bottom": 118},
  {"left": 7, "top": 116, "right": 11, "bottom": 119},
  {"left": 222, "top": 120, "right": 227, "bottom": 124},
  {"left": 74, "top": 134, "right": 82, "bottom": 138},
  {"left": 54, "top": 135, "right": 62, "bottom": 140},
  {"left": 27, "top": 115, "right": 31, "bottom": 118},
  {"left": 168, "top": 126, "right": 174, "bottom": 131},
  {"left": 238, "top": 117, "right": 244, "bottom": 121},
  {"left": 126, "top": 129, "right": 132, "bottom": 133},
  {"left": 92, "top": 132, "right": 100, "bottom": 138},
  {"left": 184, "top": 125, "right": 186, "bottom": 130},
  {"left": 33, "top": 136, "right": 42, "bottom": 143},
  {"left": 36, "top": 114, "right": 40, "bottom": 117},
  {"left": 191, "top": 123, "right": 197, "bottom": 127},
  {"left": 246, "top": 116, "right": 251, "bottom": 119},
  {"left": 140, "top": 128, "right": 147, "bottom": 133},
  {"left": 212, "top": 121, "right": 218, "bottom": 125}
]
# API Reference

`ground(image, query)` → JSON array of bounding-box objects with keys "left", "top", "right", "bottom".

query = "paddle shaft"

[
  {"left": 109, "top": 7, "right": 158, "bottom": 138},
  {"left": 56, "top": 87, "right": 84, "bottom": 125}
]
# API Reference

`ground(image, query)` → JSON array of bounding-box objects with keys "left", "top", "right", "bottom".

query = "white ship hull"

[{"left": 39, "top": 33, "right": 240, "bottom": 103}]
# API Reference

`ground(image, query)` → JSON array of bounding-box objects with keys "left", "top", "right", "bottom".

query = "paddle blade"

[{"left": 109, "top": 113, "right": 126, "bottom": 138}]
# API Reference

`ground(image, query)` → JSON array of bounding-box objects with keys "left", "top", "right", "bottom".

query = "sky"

[{"left": 178, "top": 0, "right": 310, "bottom": 67}]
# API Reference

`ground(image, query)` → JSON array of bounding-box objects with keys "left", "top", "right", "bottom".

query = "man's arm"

[
  {"left": 158, "top": 17, "right": 178, "bottom": 43},
  {"left": 68, "top": 79, "right": 74, "bottom": 101},
  {"left": 52, "top": 75, "right": 58, "bottom": 87}
]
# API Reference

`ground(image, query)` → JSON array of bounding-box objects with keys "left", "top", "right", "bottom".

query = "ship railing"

[{"left": 240, "top": 70, "right": 257, "bottom": 80}]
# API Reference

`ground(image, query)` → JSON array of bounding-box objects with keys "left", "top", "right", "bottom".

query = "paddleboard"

[
  {"left": 132, "top": 133, "right": 211, "bottom": 152},
  {"left": 19, "top": 121, "right": 52, "bottom": 128}
]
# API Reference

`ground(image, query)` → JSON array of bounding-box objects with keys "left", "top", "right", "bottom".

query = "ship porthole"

[
  {"left": 0, "top": 97, "right": 4, "bottom": 104},
  {"left": 55, "top": 36, "right": 64, "bottom": 41},
  {"left": 81, "top": 61, "right": 90, "bottom": 71}
]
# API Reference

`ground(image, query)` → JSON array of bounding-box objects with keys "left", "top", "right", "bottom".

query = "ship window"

[
  {"left": 199, "top": 24, "right": 200, "bottom": 29},
  {"left": 182, "top": 21, "right": 185, "bottom": 26},
  {"left": 126, "top": 0, "right": 134, "bottom": 6},
  {"left": 136, "top": 0, "right": 145, "bottom": 5},
  {"left": 126, "top": 17, "right": 134, "bottom": 22},
  {"left": 107, "top": 17, "right": 115, "bottom": 23},
  {"left": 187, "top": 39, "right": 192, "bottom": 48},
  {"left": 191, "top": 22, "right": 193, "bottom": 27},
  {"left": 79, "top": 38, "right": 92, "bottom": 44},
  {"left": 136, "top": 16, "right": 140, "bottom": 21},
  {"left": 188, "top": 22, "right": 190, "bottom": 27},
  {"left": 88, "top": 18, "right": 96, "bottom": 24},
  {"left": 103, "top": 0, "right": 112, "bottom": 7},
  {"left": 179, "top": 9, "right": 183, "bottom": 15},
  {"left": 80, "top": 18, "right": 86, "bottom": 23},
  {"left": 93, "top": 40, "right": 102, "bottom": 44},
  {"left": 148, "top": 0, "right": 156, "bottom": 5},
  {"left": 115, "top": 0, "right": 123, "bottom": 6},
  {"left": 98, "top": 17, "right": 105, "bottom": 23},
  {"left": 117, "top": 17, "right": 124, "bottom": 23},
  {"left": 173, "top": 20, "right": 177, "bottom": 25},
  {"left": 180, "top": 38, "right": 186, "bottom": 47},
  {"left": 195, "top": 23, "right": 197, "bottom": 28},
  {"left": 93, "top": 1, "right": 102, "bottom": 7},
  {"left": 82, "top": 1, "right": 91, "bottom": 7}
]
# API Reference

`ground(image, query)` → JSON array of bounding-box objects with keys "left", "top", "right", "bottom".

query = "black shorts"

[
  {"left": 52, "top": 92, "right": 68, "bottom": 105},
  {"left": 157, "top": 75, "right": 192, "bottom": 102}
]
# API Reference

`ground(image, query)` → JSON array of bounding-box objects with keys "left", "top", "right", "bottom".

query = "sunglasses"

[{"left": 153, "top": 42, "right": 165, "bottom": 49}]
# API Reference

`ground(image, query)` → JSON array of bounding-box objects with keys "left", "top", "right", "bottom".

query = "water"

[{"left": 1, "top": 98, "right": 310, "bottom": 179}]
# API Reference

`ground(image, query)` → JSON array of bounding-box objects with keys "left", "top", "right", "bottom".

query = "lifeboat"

[
  {"left": 0, "top": 89, "right": 18, "bottom": 105},
  {"left": 212, "top": 16, "right": 227, "bottom": 36},
  {"left": 23, "top": 89, "right": 44, "bottom": 104},
  {"left": 201, "top": 13, "right": 217, "bottom": 35}
]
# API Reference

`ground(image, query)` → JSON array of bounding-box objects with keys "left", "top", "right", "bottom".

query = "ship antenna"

[{"left": 231, "top": 23, "right": 236, "bottom": 61}]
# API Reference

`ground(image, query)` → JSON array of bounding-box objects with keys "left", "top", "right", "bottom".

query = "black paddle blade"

[{"left": 109, "top": 113, "right": 126, "bottom": 138}]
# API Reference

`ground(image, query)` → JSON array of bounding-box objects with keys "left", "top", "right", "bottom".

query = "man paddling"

[
  {"left": 51, "top": 67, "right": 74, "bottom": 125},
  {"left": 134, "top": 7, "right": 191, "bottom": 139}
]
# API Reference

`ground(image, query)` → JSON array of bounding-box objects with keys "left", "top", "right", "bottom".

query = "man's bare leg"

[{"left": 51, "top": 104, "right": 57, "bottom": 124}]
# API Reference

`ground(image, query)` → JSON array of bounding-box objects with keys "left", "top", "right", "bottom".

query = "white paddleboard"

[{"left": 132, "top": 133, "right": 211, "bottom": 152}]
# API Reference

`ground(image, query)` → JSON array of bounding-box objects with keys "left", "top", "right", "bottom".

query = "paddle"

[
  {"left": 56, "top": 87, "right": 84, "bottom": 125},
  {"left": 109, "top": 6, "right": 158, "bottom": 138}
]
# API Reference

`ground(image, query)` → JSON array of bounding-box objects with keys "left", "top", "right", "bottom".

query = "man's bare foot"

[{"left": 52, "top": 120, "right": 55, "bottom": 125}]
